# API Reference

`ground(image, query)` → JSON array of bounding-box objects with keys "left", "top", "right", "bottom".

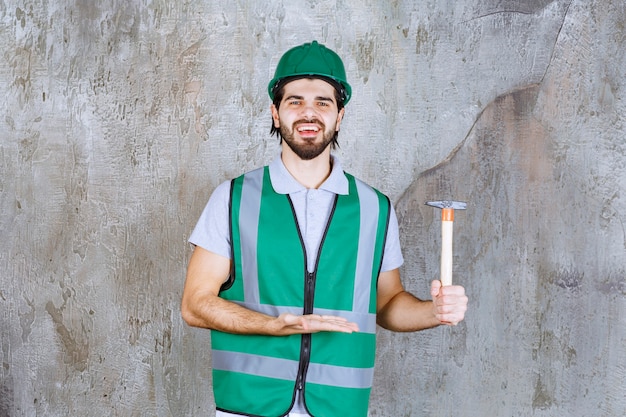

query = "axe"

[{"left": 425, "top": 200, "right": 467, "bottom": 286}]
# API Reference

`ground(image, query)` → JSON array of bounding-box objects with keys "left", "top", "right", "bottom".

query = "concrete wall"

[{"left": 1, "top": 0, "right": 624, "bottom": 416}]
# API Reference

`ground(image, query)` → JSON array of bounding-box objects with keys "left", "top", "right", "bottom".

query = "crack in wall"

[{"left": 539, "top": 0, "right": 575, "bottom": 84}]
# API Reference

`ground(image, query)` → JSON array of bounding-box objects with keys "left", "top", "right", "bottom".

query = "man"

[{"left": 181, "top": 41, "right": 468, "bottom": 417}]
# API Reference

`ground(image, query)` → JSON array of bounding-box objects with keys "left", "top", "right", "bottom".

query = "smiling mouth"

[
  {"left": 294, "top": 117, "right": 326, "bottom": 137},
  {"left": 296, "top": 124, "right": 321, "bottom": 133}
]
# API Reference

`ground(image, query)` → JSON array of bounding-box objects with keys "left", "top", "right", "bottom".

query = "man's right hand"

[{"left": 275, "top": 313, "right": 359, "bottom": 335}]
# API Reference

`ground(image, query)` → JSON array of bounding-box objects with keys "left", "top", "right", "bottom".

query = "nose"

[{"left": 299, "top": 101, "right": 317, "bottom": 120}]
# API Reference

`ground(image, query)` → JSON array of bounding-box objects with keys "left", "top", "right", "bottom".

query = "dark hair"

[{"left": 269, "top": 77, "right": 345, "bottom": 149}]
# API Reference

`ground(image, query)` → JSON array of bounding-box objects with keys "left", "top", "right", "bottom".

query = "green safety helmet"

[{"left": 268, "top": 40, "right": 352, "bottom": 105}]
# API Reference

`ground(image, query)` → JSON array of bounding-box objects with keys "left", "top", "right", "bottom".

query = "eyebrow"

[{"left": 285, "top": 94, "right": 335, "bottom": 104}]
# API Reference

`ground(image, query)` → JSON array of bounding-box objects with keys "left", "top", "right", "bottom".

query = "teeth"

[{"left": 297, "top": 126, "right": 319, "bottom": 132}]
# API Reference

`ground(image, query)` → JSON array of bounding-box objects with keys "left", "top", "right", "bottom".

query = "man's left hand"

[{"left": 430, "top": 280, "right": 468, "bottom": 326}]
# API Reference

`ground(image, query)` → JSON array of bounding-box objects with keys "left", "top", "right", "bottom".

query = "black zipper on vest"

[
  {"left": 296, "top": 271, "right": 314, "bottom": 391},
  {"left": 287, "top": 194, "right": 339, "bottom": 405}
]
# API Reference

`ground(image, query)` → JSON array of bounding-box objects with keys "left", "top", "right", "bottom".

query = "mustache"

[{"left": 293, "top": 119, "right": 326, "bottom": 130}]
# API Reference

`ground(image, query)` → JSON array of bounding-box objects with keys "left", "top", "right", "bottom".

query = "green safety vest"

[{"left": 211, "top": 166, "right": 390, "bottom": 417}]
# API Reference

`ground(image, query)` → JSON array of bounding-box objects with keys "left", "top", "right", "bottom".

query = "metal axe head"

[{"left": 425, "top": 200, "right": 467, "bottom": 210}]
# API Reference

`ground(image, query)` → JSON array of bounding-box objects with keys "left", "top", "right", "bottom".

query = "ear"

[
  {"left": 270, "top": 104, "right": 280, "bottom": 128},
  {"left": 335, "top": 108, "right": 345, "bottom": 131}
]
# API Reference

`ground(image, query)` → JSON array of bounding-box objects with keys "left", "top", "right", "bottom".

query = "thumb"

[{"left": 431, "top": 279, "right": 442, "bottom": 298}]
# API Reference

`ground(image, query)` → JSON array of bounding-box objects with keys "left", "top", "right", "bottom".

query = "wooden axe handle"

[{"left": 440, "top": 208, "right": 454, "bottom": 286}]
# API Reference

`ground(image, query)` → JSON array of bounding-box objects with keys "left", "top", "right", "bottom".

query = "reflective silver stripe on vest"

[
  {"left": 231, "top": 301, "right": 377, "bottom": 334},
  {"left": 239, "top": 168, "right": 264, "bottom": 305},
  {"left": 212, "top": 350, "right": 372, "bottom": 389},
  {"left": 307, "top": 361, "right": 374, "bottom": 389},
  {"left": 233, "top": 301, "right": 304, "bottom": 317},
  {"left": 353, "top": 179, "right": 379, "bottom": 315},
  {"left": 212, "top": 350, "right": 299, "bottom": 381},
  {"left": 313, "top": 308, "right": 376, "bottom": 334}
]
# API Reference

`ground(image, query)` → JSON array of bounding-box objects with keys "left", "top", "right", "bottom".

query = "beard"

[{"left": 279, "top": 119, "right": 336, "bottom": 160}]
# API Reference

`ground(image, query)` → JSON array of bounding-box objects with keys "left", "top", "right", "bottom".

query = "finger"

[
  {"left": 435, "top": 300, "right": 468, "bottom": 315},
  {"left": 305, "top": 316, "right": 359, "bottom": 333},
  {"left": 316, "top": 317, "right": 359, "bottom": 332},
  {"left": 308, "top": 314, "right": 353, "bottom": 326},
  {"left": 430, "top": 280, "right": 441, "bottom": 297},
  {"left": 436, "top": 306, "right": 467, "bottom": 324},
  {"left": 439, "top": 285, "right": 466, "bottom": 296},
  {"left": 319, "top": 315, "right": 349, "bottom": 323}
]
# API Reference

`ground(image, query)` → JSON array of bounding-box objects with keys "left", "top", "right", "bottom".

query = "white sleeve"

[
  {"left": 188, "top": 180, "right": 232, "bottom": 259},
  {"left": 380, "top": 202, "right": 404, "bottom": 272}
]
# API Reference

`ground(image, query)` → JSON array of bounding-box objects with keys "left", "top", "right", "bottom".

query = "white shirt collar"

[{"left": 268, "top": 154, "right": 349, "bottom": 195}]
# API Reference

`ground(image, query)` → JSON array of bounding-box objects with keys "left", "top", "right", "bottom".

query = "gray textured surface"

[{"left": 1, "top": 0, "right": 624, "bottom": 416}]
